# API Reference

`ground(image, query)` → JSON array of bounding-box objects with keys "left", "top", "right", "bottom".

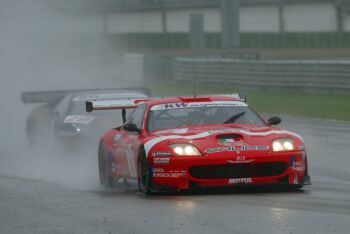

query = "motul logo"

[{"left": 228, "top": 178, "right": 252, "bottom": 184}]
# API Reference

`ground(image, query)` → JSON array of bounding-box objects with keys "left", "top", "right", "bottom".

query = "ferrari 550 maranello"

[{"left": 88, "top": 94, "right": 311, "bottom": 194}]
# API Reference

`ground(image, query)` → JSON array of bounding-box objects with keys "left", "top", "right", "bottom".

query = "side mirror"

[
  {"left": 123, "top": 123, "right": 140, "bottom": 133},
  {"left": 268, "top": 116, "right": 282, "bottom": 126}
]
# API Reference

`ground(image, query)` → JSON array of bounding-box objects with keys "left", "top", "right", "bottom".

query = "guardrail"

[
  {"left": 172, "top": 57, "right": 350, "bottom": 94},
  {"left": 112, "top": 33, "right": 350, "bottom": 49},
  {"left": 101, "top": 0, "right": 345, "bottom": 12}
]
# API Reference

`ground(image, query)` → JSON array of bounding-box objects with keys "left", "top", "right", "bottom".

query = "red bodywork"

[{"left": 98, "top": 96, "right": 309, "bottom": 191}]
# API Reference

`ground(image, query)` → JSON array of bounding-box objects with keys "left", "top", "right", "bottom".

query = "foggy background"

[
  {"left": 0, "top": 0, "right": 122, "bottom": 149},
  {"left": 0, "top": 0, "right": 125, "bottom": 189}
]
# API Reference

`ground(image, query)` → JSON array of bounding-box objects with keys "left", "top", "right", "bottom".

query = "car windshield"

[{"left": 147, "top": 101, "right": 265, "bottom": 132}]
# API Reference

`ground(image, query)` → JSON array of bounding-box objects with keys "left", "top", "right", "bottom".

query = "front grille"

[{"left": 189, "top": 163, "right": 287, "bottom": 179}]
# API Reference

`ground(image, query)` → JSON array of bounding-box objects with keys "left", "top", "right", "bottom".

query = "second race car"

[{"left": 22, "top": 88, "right": 151, "bottom": 150}]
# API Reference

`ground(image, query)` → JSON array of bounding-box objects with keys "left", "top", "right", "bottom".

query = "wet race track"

[{"left": 1, "top": 116, "right": 350, "bottom": 234}]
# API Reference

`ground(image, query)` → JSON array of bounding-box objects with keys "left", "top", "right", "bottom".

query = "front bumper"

[{"left": 150, "top": 151, "right": 309, "bottom": 190}]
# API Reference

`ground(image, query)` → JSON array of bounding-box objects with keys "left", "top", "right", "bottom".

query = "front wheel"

[{"left": 137, "top": 150, "right": 152, "bottom": 195}]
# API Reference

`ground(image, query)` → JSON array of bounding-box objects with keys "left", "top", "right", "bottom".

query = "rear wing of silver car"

[
  {"left": 86, "top": 98, "right": 152, "bottom": 123},
  {"left": 21, "top": 90, "right": 71, "bottom": 105},
  {"left": 21, "top": 87, "right": 152, "bottom": 104}
]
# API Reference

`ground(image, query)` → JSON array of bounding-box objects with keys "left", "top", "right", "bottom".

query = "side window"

[{"left": 127, "top": 103, "right": 147, "bottom": 129}]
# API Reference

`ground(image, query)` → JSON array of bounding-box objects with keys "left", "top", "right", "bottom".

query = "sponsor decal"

[
  {"left": 204, "top": 145, "right": 269, "bottom": 154},
  {"left": 298, "top": 145, "right": 306, "bottom": 151},
  {"left": 73, "top": 94, "right": 100, "bottom": 101},
  {"left": 290, "top": 155, "right": 296, "bottom": 167},
  {"left": 290, "top": 156, "right": 305, "bottom": 171},
  {"left": 217, "top": 138, "right": 236, "bottom": 146},
  {"left": 64, "top": 115, "right": 95, "bottom": 125},
  {"left": 125, "top": 145, "right": 137, "bottom": 177},
  {"left": 236, "top": 156, "right": 246, "bottom": 161},
  {"left": 232, "top": 141, "right": 247, "bottom": 147},
  {"left": 204, "top": 147, "right": 223, "bottom": 154},
  {"left": 153, "top": 172, "right": 187, "bottom": 178},
  {"left": 186, "top": 102, "right": 247, "bottom": 108},
  {"left": 151, "top": 101, "right": 247, "bottom": 111},
  {"left": 227, "top": 156, "right": 255, "bottom": 164},
  {"left": 154, "top": 128, "right": 188, "bottom": 135},
  {"left": 153, "top": 168, "right": 164, "bottom": 173},
  {"left": 293, "top": 172, "right": 299, "bottom": 185},
  {"left": 152, "top": 151, "right": 172, "bottom": 157},
  {"left": 228, "top": 178, "right": 253, "bottom": 184},
  {"left": 73, "top": 93, "right": 145, "bottom": 102},
  {"left": 164, "top": 102, "right": 189, "bottom": 109},
  {"left": 256, "top": 145, "right": 269, "bottom": 150},
  {"left": 227, "top": 159, "right": 255, "bottom": 164},
  {"left": 153, "top": 169, "right": 187, "bottom": 178},
  {"left": 112, "top": 134, "right": 122, "bottom": 144},
  {"left": 153, "top": 157, "right": 170, "bottom": 165}
]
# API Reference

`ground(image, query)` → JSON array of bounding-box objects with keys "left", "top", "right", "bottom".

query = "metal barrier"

[
  {"left": 172, "top": 57, "right": 350, "bottom": 94},
  {"left": 102, "top": 0, "right": 348, "bottom": 12}
]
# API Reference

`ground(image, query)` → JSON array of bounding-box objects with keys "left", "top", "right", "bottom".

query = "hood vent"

[{"left": 216, "top": 134, "right": 243, "bottom": 142}]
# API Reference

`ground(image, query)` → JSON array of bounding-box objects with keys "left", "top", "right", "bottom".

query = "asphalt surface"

[{"left": 1, "top": 116, "right": 350, "bottom": 234}]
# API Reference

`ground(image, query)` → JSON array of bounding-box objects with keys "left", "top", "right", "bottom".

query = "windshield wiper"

[{"left": 223, "top": 112, "right": 246, "bottom": 124}]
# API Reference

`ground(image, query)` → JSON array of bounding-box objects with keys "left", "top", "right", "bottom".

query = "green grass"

[{"left": 146, "top": 81, "right": 350, "bottom": 122}]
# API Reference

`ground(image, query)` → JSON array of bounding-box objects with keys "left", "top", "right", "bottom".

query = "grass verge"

[{"left": 146, "top": 81, "right": 350, "bottom": 122}]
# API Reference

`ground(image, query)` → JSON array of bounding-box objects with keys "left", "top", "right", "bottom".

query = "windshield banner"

[{"left": 151, "top": 101, "right": 247, "bottom": 111}]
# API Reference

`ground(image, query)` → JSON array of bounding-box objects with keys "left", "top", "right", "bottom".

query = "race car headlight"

[
  {"left": 272, "top": 139, "right": 294, "bottom": 152},
  {"left": 169, "top": 144, "right": 201, "bottom": 156},
  {"left": 62, "top": 123, "right": 81, "bottom": 135}
]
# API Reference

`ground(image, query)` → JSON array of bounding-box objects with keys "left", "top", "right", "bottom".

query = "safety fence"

[
  {"left": 105, "top": 0, "right": 350, "bottom": 12},
  {"left": 111, "top": 32, "right": 350, "bottom": 49},
  {"left": 171, "top": 57, "right": 350, "bottom": 94}
]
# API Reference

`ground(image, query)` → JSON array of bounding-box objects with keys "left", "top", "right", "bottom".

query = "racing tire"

[
  {"left": 137, "top": 150, "right": 153, "bottom": 195},
  {"left": 98, "top": 143, "right": 114, "bottom": 189}
]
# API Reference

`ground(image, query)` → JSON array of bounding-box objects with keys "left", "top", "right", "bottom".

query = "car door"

[{"left": 118, "top": 104, "right": 147, "bottom": 178}]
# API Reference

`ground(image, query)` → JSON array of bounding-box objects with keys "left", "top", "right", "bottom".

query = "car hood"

[{"left": 145, "top": 124, "right": 304, "bottom": 156}]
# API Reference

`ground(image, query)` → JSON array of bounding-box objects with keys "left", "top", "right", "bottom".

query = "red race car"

[{"left": 87, "top": 94, "right": 311, "bottom": 194}]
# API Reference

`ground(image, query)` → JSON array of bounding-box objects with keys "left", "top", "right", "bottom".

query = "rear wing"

[
  {"left": 86, "top": 98, "right": 152, "bottom": 122},
  {"left": 21, "top": 90, "right": 71, "bottom": 105},
  {"left": 21, "top": 87, "right": 152, "bottom": 104},
  {"left": 85, "top": 99, "right": 147, "bottom": 112}
]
